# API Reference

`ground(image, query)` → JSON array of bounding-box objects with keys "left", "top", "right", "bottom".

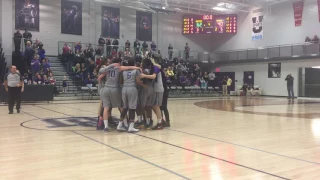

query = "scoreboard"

[{"left": 183, "top": 14, "right": 237, "bottom": 34}]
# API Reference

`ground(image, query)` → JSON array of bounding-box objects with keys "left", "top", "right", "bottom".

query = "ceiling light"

[
  {"left": 175, "top": 7, "right": 181, "bottom": 10},
  {"left": 217, "top": 2, "right": 225, "bottom": 7},
  {"left": 212, "top": 7, "right": 227, "bottom": 11},
  {"left": 162, "top": 6, "right": 166, "bottom": 9}
]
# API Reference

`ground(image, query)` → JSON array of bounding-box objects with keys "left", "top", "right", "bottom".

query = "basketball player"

[
  {"left": 139, "top": 58, "right": 164, "bottom": 130},
  {"left": 118, "top": 58, "right": 146, "bottom": 133},
  {"left": 99, "top": 58, "right": 140, "bottom": 132}
]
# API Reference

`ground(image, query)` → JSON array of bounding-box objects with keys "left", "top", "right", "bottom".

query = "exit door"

[{"left": 244, "top": 71, "right": 254, "bottom": 85}]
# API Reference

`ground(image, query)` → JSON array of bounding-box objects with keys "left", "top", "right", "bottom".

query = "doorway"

[{"left": 244, "top": 71, "right": 254, "bottom": 85}]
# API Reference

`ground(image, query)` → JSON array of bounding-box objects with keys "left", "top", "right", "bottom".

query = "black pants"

[
  {"left": 8, "top": 87, "right": 22, "bottom": 112},
  {"left": 161, "top": 89, "right": 170, "bottom": 122}
]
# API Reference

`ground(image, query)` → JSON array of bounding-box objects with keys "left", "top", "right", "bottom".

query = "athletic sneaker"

[
  {"left": 145, "top": 120, "right": 154, "bottom": 130},
  {"left": 152, "top": 123, "right": 163, "bottom": 130},
  {"left": 135, "top": 120, "right": 145, "bottom": 129},
  {"left": 163, "top": 121, "right": 170, "bottom": 128},
  {"left": 96, "top": 116, "right": 104, "bottom": 130},
  {"left": 128, "top": 122, "right": 139, "bottom": 133},
  {"left": 117, "top": 121, "right": 127, "bottom": 132},
  {"left": 8, "top": 111, "right": 13, "bottom": 114},
  {"left": 17, "top": 109, "right": 20, "bottom": 113},
  {"left": 103, "top": 127, "right": 109, "bottom": 132}
]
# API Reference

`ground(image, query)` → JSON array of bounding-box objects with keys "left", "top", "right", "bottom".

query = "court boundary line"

[
  {"left": 72, "top": 131, "right": 191, "bottom": 180},
  {"left": 34, "top": 104, "right": 320, "bottom": 166},
  {"left": 27, "top": 105, "right": 292, "bottom": 179}
]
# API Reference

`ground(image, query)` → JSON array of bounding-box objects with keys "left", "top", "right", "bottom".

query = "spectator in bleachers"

[
  {"left": 193, "top": 64, "right": 200, "bottom": 76},
  {"left": 112, "top": 49, "right": 117, "bottom": 58},
  {"left": 38, "top": 45, "right": 46, "bottom": 61},
  {"left": 203, "top": 72, "right": 209, "bottom": 89},
  {"left": 313, "top": 35, "right": 319, "bottom": 43},
  {"left": 190, "top": 73, "right": 197, "bottom": 86},
  {"left": 33, "top": 39, "right": 43, "bottom": 49},
  {"left": 62, "top": 76, "right": 67, "bottom": 93},
  {"left": 124, "top": 48, "right": 131, "bottom": 57},
  {"left": 25, "top": 41, "right": 34, "bottom": 67},
  {"left": 208, "top": 71, "right": 215, "bottom": 89},
  {"left": 74, "top": 49, "right": 85, "bottom": 65},
  {"left": 151, "top": 41, "right": 156, "bottom": 51},
  {"left": 95, "top": 45, "right": 104, "bottom": 57},
  {"left": 98, "top": 35, "right": 106, "bottom": 45},
  {"left": 23, "top": 30, "right": 32, "bottom": 46},
  {"left": 48, "top": 72, "right": 59, "bottom": 96},
  {"left": 112, "top": 39, "right": 119, "bottom": 52},
  {"left": 84, "top": 74, "right": 96, "bottom": 87},
  {"left": 62, "top": 43, "right": 71, "bottom": 62},
  {"left": 142, "top": 41, "right": 148, "bottom": 52},
  {"left": 134, "top": 39, "right": 140, "bottom": 55},
  {"left": 31, "top": 55, "right": 40, "bottom": 78},
  {"left": 75, "top": 42, "right": 82, "bottom": 52},
  {"left": 95, "top": 55, "right": 102, "bottom": 66},
  {"left": 13, "top": 29, "right": 23, "bottom": 52},
  {"left": 88, "top": 59, "right": 95, "bottom": 75},
  {"left": 34, "top": 74, "right": 44, "bottom": 85},
  {"left": 42, "top": 58, "right": 51, "bottom": 76},
  {"left": 84, "top": 45, "right": 94, "bottom": 60},
  {"left": 168, "top": 44, "right": 173, "bottom": 60},
  {"left": 185, "top": 43, "right": 190, "bottom": 59},
  {"left": 125, "top": 40, "right": 130, "bottom": 49},
  {"left": 44, "top": 75, "right": 50, "bottom": 85},
  {"left": 23, "top": 73, "right": 31, "bottom": 85},
  {"left": 106, "top": 38, "right": 112, "bottom": 55},
  {"left": 200, "top": 76, "right": 206, "bottom": 90}
]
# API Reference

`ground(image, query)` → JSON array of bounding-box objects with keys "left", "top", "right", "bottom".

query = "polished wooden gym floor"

[{"left": 1, "top": 97, "right": 320, "bottom": 180}]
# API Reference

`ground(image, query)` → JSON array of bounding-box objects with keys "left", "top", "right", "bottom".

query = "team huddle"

[{"left": 96, "top": 56, "right": 170, "bottom": 133}]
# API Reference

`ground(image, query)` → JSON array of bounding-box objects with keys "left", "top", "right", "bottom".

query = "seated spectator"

[
  {"left": 31, "top": 55, "right": 40, "bottom": 78},
  {"left": 190, "top": 73, "right": 197, "bottom": 85},
  {"left": 88, "top": 59, "right": 95, "bottom": 75},
  {"left": 38, "top": 46, "right": 46, "bottom": 60},
  {"left": 74, "top": 63, "right": 81, "bottom": 75},
  {"left": 34, "top": 74, "right": 44, "bottom": 85},
  {"left": 313, "top": 35, "right": 319, "bottom": 43},
  {"left": 112, "top": 49, "right": 117, "bottom": 58},
  {"left": 74, "top": 49, "right": 85, "bottom": 65},
  {"left": 84, "top": 46, "right": 94, "bottom": 60},
  {"left": 84, "top": 74, "right": 96, "bottom": 87},
  {"left": 125, "top": 40, "right": 130, "bottom": 49},
  {"left": 42, "top": 58, "right": 51, "bottom": 76},
  {"left": 23, "top": 73, "right": 31, "bottom": 85},
  {"left": 44, "top": 75, "right": 50, "bottom": 85}
]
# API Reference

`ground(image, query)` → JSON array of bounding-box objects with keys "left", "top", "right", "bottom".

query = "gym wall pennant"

[{"left": 293, "top": 1, "right": 304, "bottom": 27}]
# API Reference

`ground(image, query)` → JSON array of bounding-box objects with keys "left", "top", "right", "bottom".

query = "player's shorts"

[
  {"left": 122, "top": 87, "right": 138, "bottom": 109},
  {"left": 139, "top": 86, "right": 155, "bottom": 107},
  {"left": 153, "top": 92, "right": 163, "bottom": 106},
  {"left": 101, "top": 87, "right": 121, "bottom": 108}
]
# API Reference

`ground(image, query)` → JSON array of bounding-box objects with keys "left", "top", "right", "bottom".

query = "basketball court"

[{"left": 1, "top": 97, "right": 320, "bottom": 180}]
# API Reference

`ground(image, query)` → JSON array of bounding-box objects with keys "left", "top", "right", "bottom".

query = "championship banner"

[
  {"left": 318, "top": 0, "right": 320, "bottom": 22},
  {"left": 101, "top": 6, "right": 120, "bottom": 39},
  {"left": 293, "top": 1, "right": 304, "bottom": 27},
  {"left": 252, "top": 15, "right": 263, "bottom": 41},
  {"left": 136, "top": 11, "right": 152, "bottom": 41}
]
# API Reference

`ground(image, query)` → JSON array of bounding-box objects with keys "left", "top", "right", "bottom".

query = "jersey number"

[
  {"left": 108, "top": 70, "right": 116, "bottom": 77},
  {"left": 127, "top": 72, "right": 132, "bottom": 79}
]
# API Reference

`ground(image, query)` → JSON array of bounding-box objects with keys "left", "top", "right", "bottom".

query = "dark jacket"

[{"left": 285, "top": 75, "right": 294, "bottom": 86}]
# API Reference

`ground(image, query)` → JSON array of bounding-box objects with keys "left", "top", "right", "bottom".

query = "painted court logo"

[
  {"left": 252, "top": 15, "right": 263, "bottom": 40},
  {"left": 41, "top": 117, "right": 97, "bottom": 128}
]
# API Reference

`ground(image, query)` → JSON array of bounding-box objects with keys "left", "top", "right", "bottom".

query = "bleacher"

[{"left": 0, "top": 44, "right": 8, "bottom": 83}]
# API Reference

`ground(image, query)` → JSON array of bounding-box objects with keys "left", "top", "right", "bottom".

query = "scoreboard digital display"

[{"left": 183, "top": 14, "right": 237, "bottom": 34}]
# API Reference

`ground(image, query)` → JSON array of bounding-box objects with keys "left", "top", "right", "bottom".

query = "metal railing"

[{"left": 213, "top": 42, "right": 320, "bottom": 62}]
